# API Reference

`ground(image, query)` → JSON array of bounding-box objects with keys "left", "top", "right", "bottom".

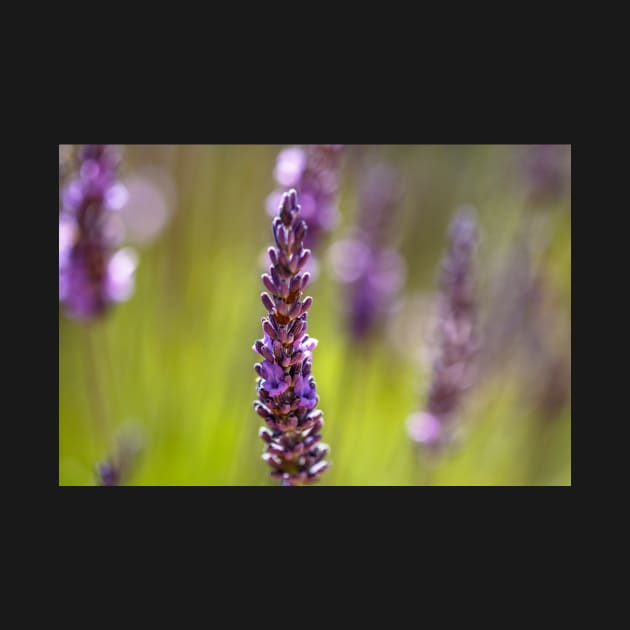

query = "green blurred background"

[{"left": 59, "top": 144, "right": 571, "bottom": 485}]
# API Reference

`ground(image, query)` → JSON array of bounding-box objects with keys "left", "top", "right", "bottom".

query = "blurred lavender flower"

[
  {"left": 117, "top": 166, "right": 175, "bottom": 245},
  {"left": 266, "top": 145, "right": 344, "bottom": 253},
  {"left": 253, "top": 189, "right": 330, "bottom": 486},
  {"left": 407, "top": 209, "right": 480, "bottom": 450},
  {"left": 59, "top": 144, "right": 138, "bottom": 320},
  {"left": 329, "top": 163, "right": 405, "bottom": 340},
  {"left": 521, "top": 144, "right": 570, "bottom": 205},
  {"left": 96, "top": 427, "right": 143, "bottom": 486}
]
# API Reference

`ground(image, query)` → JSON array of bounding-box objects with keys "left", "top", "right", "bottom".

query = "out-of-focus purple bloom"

[
  {"left": 97, "top": 461, "right": 120, "bottom": 486},
  {"left": 406, "top": 411, "right": 443, "bottom": 444},
  {"left": 253, "top": 189, "right": 330, "bottom": 486},
  {"left": 521, "top": 144, "right": 571, "bottom": 205},
  {"left": 407, "top": 209, "right": 479, "bottom": 450},
  {"left": 106, "top": 247, "right": 139, "bottom": 302},
  {"left": 330, "top": 163, "right": 405, "bottom": 341},
  {"left": 118, "top": 167, "right": 175, "bottom": 245},
  {"left": 59, "top": 144, "right": 138, "bottom": 321},
  {"left": 267, "top": 145, "right": 344, "bottom": 253},
  {"left": 96, "top": 428, "right": 143, "bottom": 486}
]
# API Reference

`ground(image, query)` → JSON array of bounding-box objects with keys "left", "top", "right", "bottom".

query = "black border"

[{"left": 48, "top": 82, "right": 575, "bottom": 560}]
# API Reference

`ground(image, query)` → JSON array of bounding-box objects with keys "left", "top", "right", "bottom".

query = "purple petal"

[
  {"left": 298, "top": 396, "right": 317, "bottom": 410},
  {"left": 61, "top": 180, "right": 84, "bottom": 212},
  {"left": 294, "top": 375, "right": 310, "bottom": 397},
  {"left": 104, "top": 182, "right": 129, "bottom": 211},
  {"left": 260, "top": 360, "right": 276, "bottom": 381},
  {"left": 406, "top": 412, "right": 443, "bottom": 445},
  {"left": 300, "top": 336, "right": 318, "bottom": 352},
  {"left": 262, "top": 332, "right": 274, "bottom": 350},
  {"left": 270, "top": 362, "right": 285, "bottom": 381},
  {"left": 265, "top": 380, "right": 289, "bottom": 396},
  {"left": 59, "top": 214, "right": 76, "bottom": 269},
  {"left": 274, "top": 148, "right": 306, "bottom": 186}
]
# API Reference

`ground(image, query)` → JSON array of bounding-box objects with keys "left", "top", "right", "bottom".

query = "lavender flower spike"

[
  {"left": 330, "top": 163, "right": 405, "bottom": 341},
  {"left": 407, "top": 208, "right": 480, "bottom": 450},
  {"left": 253, "top": 189, "right": 330, "bottom": 486},
  {"left": 267, "top": 145, "right": 344, "bottom": 253},
  {"left": 59, "top": 144, "right": 137, "bottom": 321}
]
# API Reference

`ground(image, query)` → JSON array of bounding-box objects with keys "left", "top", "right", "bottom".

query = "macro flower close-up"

[{"left": 59, "top": 144, "right": 571, "bottom": 486}]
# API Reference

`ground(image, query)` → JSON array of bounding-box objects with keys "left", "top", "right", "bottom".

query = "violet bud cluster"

[
  {"left": 407, "top": 209, "right": 479, "bottom": 449},
  {"left": 266, "top": 145, "right": 344, "bottom": 252},
  {"left": 253, "top": 189, "right": 330, "bottom": 486},
  {"left": 329, "top": 163, "right": 405, "bottom": 340},
  {"left": 96, "top": 430, "right": 143, "bottom": 486},
  {"left": 59, "top": 144, "right": 138, "bottom": 320}
]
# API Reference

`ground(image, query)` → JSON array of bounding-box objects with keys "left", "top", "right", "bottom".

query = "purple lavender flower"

[
  {"left": 260, "top": 360, "right": 290, "bottom": 396},
  {"left": 329, "top": 163, "right": 405, "bottom": 340},
  {"left": 59, "top": 144, "right": 137, "bottom": 321},
  {"left": 407, "top": 208, "right": 479, "bottom": 450},
  {"left": 266, "top": 145, "right": 344, "bottom": 253},
  {"left": 96, "top": 428, "right": 143, "bottom": 486},
  {"left": 96, "top": 461, "right": 121, "bottom": 486},
  {"left": 253, "top": 189, "right": 330, "bottom": 486}
]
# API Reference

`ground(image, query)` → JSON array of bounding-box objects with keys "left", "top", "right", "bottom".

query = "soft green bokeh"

[{"left": 59, "top": 144, "right": 571, "bottom": 485}]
